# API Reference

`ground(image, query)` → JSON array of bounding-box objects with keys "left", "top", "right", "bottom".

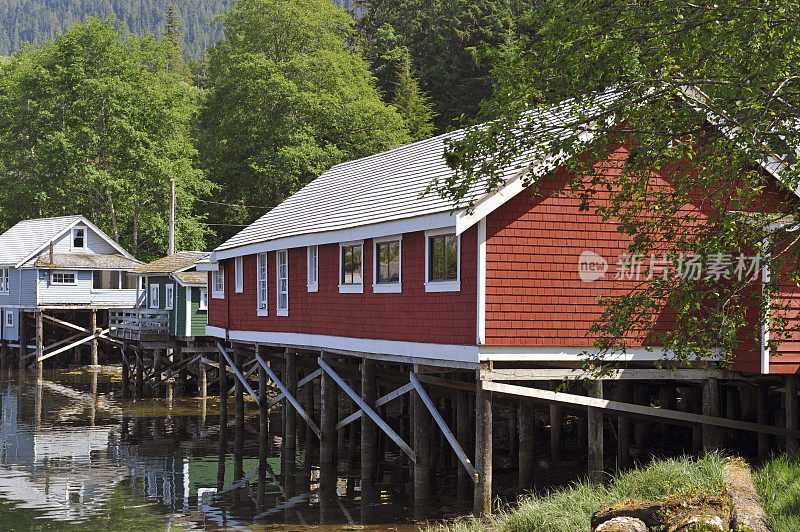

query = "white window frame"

[
  {"left": 5, "top": 310, "right": 13, "bottom": 328},
  {"left": 165, "top": 284, "right": 174, "bottom": 310},
  {"left": 372, "top": 235, "right": 402, "bottom": 293},
  {"left": 234, "top": 256, "right": 244, "bottom": 293},
  {"left": 424, "top": 228, "right": 461, "bottom": 292},
  {"left": 0, "top": 267, "right": 9, "bottom": 294},
  {"left": 338, "top": 240, "right": 364, "bottom": 294},
  {"left": 198, "top": 288, "right": 208, "bottom": 311},
  {"left": 51, "top": 270, "right": 77, "bottom": 285},
  {"left": 150, "top": 284, "right": 160, "bottom": 308},
  {"left": 71, "top": 226, "right": 87, "bottom": 251},
  {"left": 257, "top": 253, "right": 268, "bottom": 316},
  {"left": 276, "top": 249, "right": 289, "bottom": 316},
  {"left": 307, "top": 245, "right": 319, "bottom": 292},
  {"left": 212, "top": 269, "right": 225, "bottom": 299}
]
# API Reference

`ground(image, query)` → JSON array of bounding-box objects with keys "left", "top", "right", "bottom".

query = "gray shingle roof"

[
  {"left": 33, "top": 253, "right": 142, "bottom": 270},
  {"left": 215, "top": 91, "right": 621, "bottom": 253},
  {"left": 131, "top": 252, "right": 210, "bottom": 274},
  {"left": 0, "top": 216, "right": 83, "bottom": 266},
  {"left": 174, "top": 271, "right": 208, "bottom": 286}
]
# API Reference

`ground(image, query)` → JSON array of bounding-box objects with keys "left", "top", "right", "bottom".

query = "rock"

[
  {"left": 667, "top": 505, "right": 730, "bottom": 531},
  {"left": 723, "top": 459, "right": 773, "bottom": 532},
  {"left": 593, "top": 516, "right": 648, "bottom": 532}
]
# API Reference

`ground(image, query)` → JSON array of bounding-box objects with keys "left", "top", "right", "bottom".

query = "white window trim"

[
  {"left": 165, "top": 283, "right": 175, "bottom": 310},
  {"left": 0, "top": 267, "right": 9, "bottom": 294},
  {"left": 150, "top": 284, "right": 160, "bottom": 309},
  {"left": 198, "top": 288, "right": 208, "bottom": 311},
  {"left": 276, "top": 249, "right": 289, "bottom": 316},
  {"left": 71, "top": 226, "right": 87, "bottom": 252},
  {"left": 424, "top": 228, "right": 461, "bottom": 292},
  {"left": 256, "top": 253, "right": 268, "bottom": 316},
  {"left": 307, "top": 245, "right": 318, "bottom": 292},
  {"left": 338, "top": 240, "right": 364, "bottom": 294},
  {"left": 234, "top": 256, "right": 244, "bottom": 293},
  {"left": 5, "top": 310, "right": 13, "bottom": 328},
  {"left": 372, "top": 234, "right": 402, "bottom": 293},
  {"left": 51, "top": 270, "right": 78, "bottom": 285},
  {"left": 212, "top": 269, "right": 225, "bottom": 299}
]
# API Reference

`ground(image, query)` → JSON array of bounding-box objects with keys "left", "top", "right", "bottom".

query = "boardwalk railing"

[{"left": 109, "top": 309, "right": 169, "bottom": 340}]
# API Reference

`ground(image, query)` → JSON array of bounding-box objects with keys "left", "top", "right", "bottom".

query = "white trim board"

[
  {"left": 205, "top": 325, "right": 479, "bottom": 363},
  {"left": 479, "top": 345, "right": 722, "bottom": 362}
]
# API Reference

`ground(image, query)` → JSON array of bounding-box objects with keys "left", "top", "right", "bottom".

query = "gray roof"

[
  {"left": 174, "top": 271, "right": 208, "bottom": 286},
  {"left": 33, "top": 253, "right": 142, "bottom": 270},
  {"left": 0, "top": 216, "right": 82, "bottom": 266},
  {"left": 131, "top": 251, "right": 210, "bottom": 274},
  {"left": 215, "top": 92, "right": 620, "bottom": 253}
]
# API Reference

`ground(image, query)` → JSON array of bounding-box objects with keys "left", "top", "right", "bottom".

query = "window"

[
  {"left": 51, "top": 271, "right": 76, "bottom": 285},
  {"left": 165, "top": 284, "right": 174, "bottom": 310},
  {"left": 257, "top": 253, "right": 268, "bottom": 315},
  {"left": 150, "top": 284, "right": 160, "bottom": 308},
  {"left": 373, "top": 237, "right": 401, "bottom": 293},
  {"left": 140, "top": 277, "right": 147, "bottom": 291},
  {"left": 212, "top": 268, "right": 225, "bottom": 299},
  {"left": 425, "top": 230, "right": 460, "bottom": 292},
  {"left": 307, "top": 245, "right": 318, "bottom": 292},
  {"left": 72, "top": 227, "right": 86, "bottom": 249},
  {"left": 5, "top": 310, "right": 13, "bottom": 328},
  {"left": 277, "top": 250, "right": 289, "bottom": 315},
  {"left": 234, "top": 256, "right": 244, "bottom": 293},
  {"left": 93, "top": 270, "right": 121, "bottom": 289},
  {"left": 0, "top": 268, "right": 8, "bottom": 294},
  {"left": 198, "top": 288, "right": 208, "bottom": 311},
  {"left": 339, "top": 242, "right": 363, "bottom": 293}
]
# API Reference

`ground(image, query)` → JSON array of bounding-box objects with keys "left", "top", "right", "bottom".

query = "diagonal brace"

[
  {"left": 216, "top": 342, "right": 260, "bottom": 405},
  {"left": 267, "top": 369, "right": 321, "bottom": 410},
  {"left": 336, "top": 382, "right": 414, "bottom": 431},
  {"left": 256, "top": 353, "right": 321, "bottom": 438},
  {"left": 318, "top": 356, "right": 416, "bottom": 463},
  {"left": 410, "top": 372, "right": 478, "bottom": 484}
]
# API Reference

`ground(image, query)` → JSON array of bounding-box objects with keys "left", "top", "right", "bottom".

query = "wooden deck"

[{"left": 109, "top": 309, "right": 170, "bottom": 341}]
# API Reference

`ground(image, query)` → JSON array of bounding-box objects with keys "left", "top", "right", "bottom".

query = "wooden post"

[
  {"left": 786, "top": 376, "right": 798, "bottom": 452},
  {"left": 199, "top": 358, "right": 208, "bottom": 400},
  {"left": 284, "top": 351, "right": 297, "bottom": 484},
  {"left": 18, "top": 311, "right": 26, "bottom": 371},
  {"left": 319, "top": 352, "right": 337, "bottom": 499},
  {"left": 518, "top": 399, "right": 535, "bottom": 488},
  {"left": 588, "top": 381, "right": 604, "bottom": 483},
  {"left": 474, "top": 370, "right": 492, "bottom": 516},
  {"left": 121, "top": 351, "right": 130, "bottom": 400},
  {"left": 508, "top": 402, "right": 518, "bottom": 460},
  {"left": 757, "top": 384, "right": 770, "bottom": 458},
  {"left": 90, "top": 309, "right": 98, "bottom": 366},
  {"left": 234, "top": 348, "right": 245, "bottom": 482},
  {"left": 305, "top": 373, "right": 316, "bottom": 463},
  {"left": 691, "top": 386, "right": 703, "bottom": 452},
  {"left": 550, "top": 384, "right": 563, "bottom": 460},
  {"left": 633, "top": 385, "right": 647, "bottom": 454},
  {"left": 135, "top": 351, "right": 144, "bottom": 398},
  {"left": 456, "top": 386, "right": 471, "bottom": 498},
  {"left": 257, "top": 355, "right": 268, "bottom": 511},
  {"left": 217, "top": 347, "right": 229, "bottom": 491},
  {"left": 616, "top": 382, "right": 630, "bottom": 468},
  {"left": 702, "top": 378, "right": 721, "bottom": 452},
  {"left": 174, "top": 344, "right": 184, "bottom": 397},
  {"left": 361, "top": 359, "right": 377, "bottom": 504},
  {"left": 35, "top": 310, "right": 43, "bottom": 378},
  {"left": 413, "top": 376, "right": 431, "bottom": 518}
]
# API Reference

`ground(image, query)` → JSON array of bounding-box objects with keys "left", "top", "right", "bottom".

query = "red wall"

[{"left": 208, "top": 228, "right": 477, "bottom": 345}]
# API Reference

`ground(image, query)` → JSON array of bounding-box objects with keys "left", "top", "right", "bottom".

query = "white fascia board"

[
  {"left": 479, "top": 345, "right": 723, "bottom": 362},
  {"left": 211, "top": 211, "right": 460, "bottom": 261},
  {"left": 196, "top": 262, "right": 218, "bottom": 271},
  {"left": 205, "top": 325, "right": 479, "bottom": 363}
]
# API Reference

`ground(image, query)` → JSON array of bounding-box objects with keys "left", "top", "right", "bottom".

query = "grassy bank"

[{"left": 753, "top": 454, "right": 800, "bottom": 532}]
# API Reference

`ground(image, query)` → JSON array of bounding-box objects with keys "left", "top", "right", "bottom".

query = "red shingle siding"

[{"left": 208, "top": 228, "right": 477, "bottom": 345}]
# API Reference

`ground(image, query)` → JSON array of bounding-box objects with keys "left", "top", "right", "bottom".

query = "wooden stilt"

[
  {"left": 0, "top": 340, "right": 7, "bottom": 371},
  {"left": 691, "top": 386, "right": 702, "bottom": 452},
  {"left": 174, "top": 344, "right": 184, "bottom": 397},
  {"left": 550, "top": 386, "right": 563, "bottom": 461},
  {"left": 518, "top": 399, "right": 535, "bottom": 488},
  {"left": 702, "top": 378, "right": 721, "bottom": 452},
  {"left": 508, "top": 402, "right": 518, "bottom": 460},
  {"left": 616, "top": 382, "right": 630, "bottom": 468},
  {"left": 284, "top": 351, "right": 297, "bottom": 486},
  {"left": 588, "top": 381, "right": 604, "bottom": 483},
  {"left": 757, "top": 384, "right": 770, "bottom": 458},
  {"left": 154, "top": 349, "right": 162, "bottom": 394},
  {"left": 35, "top": 310, "right": 43, "bottom": 378},
  {"left": 135, "top": 351, "right": 144, "bottom": 398},
  {"left": 456, "top": 386, "right": 471, "bottom": 498},
  {"left": 361, "top": 359, "right": 377, "bottom": 504},
  {"left": 217, "top": 348, "right": 229, "bottom": 491},
  {"left": 199, "top": 358, "right": 207, "bottom": 400},
  {"left": 234, "top": 348, "right": 245, "bottom": 482},
  {"left": 786, "top": 376, "right": 798, "bottom": 452},
  {"left": 474, "top": 372, "right": 493, "bottom": 516},
  {"left": 413, "top": 377, "right": 430, "bottom": 518},
  {"left": 633, "top": 385, "right": 647, "bottom": 454},
  {"left": 257, "top": 353, "right": 268, "bottom": 511},
  {"left": 121, "top": 352, "right": 130, "bottom": 400},
  {"left": 90, "top": 309, "right": 98, "bottom": 366},
  {"left": 18, "top": 311, "right": 26, "bottom": 372},
  {"left": 320, "top": 353, "right": 337, "bottom": 499},
  {"left": 305, "top": 373, "right": 315, "bottom": 463}
]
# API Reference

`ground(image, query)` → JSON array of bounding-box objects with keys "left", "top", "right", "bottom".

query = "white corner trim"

[
  {"left": 477, "top": 217, "right": 486, "bottom": 344},
  {"left": 761, "top": 235, "right": 772, "bottom": 374},
  {"left": 185, "top": 285, "right": 192, "bottom": 336},
  {"left": 204, "top": 325, "right": 479, "bottom": 363},
  {"left": 373, "top": 283, "right": 402, "bottom": 293}
]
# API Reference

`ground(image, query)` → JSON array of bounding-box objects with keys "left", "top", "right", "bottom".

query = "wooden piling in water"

[
  {"left": 474, "top": 373, "right": 493, "bottom": 516},
  {"left": 90, "top": 309, "right": 98, "bottom": 366},
  {"left": 217, "top": 348, "right": 229, "bottom": 491},
  {"left": 135, "top": 351, "right": 144, "bottom": 398},
  {"left": 319, "top": 352, "right": 337, "bottom": 499},
  {"left": 18, "top": 311, "right": 26, "bottom": 372},
  {"left": 284, "top": 351, "right": 297, "bottom": 485},
  {"left": 413, "top": 378, "right": 430, "bottom": 517},
  {"left": 234, "top": 348, "right": 245, "bottom": 482},
  {"left": 518, "top": 399, "right": 535, "bottom": 488},
  {"left": 786, "top": 375, "right": 798, "bottom": 452},
  {"left": 121, "top": 353, "right": 130, "bottom": 400},
  {"left": 35, "top": 310, "right": 43, "bottom": 378},
  {"left": 257, "top": 354, "right": 268, "bottom": 511},
  {"left": 456, "top": 385, "right": 471, "bottom": 498},
  {"left": 361, "top": 359, "right": 377, "bottom": 504},
  {"left": 0, "top": 339, "right": 7, "bottom": 371}
]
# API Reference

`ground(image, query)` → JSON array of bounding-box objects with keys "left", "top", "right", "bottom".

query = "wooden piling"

[
  {"left": 588, "top": 381, "right": 604, "bottom": 483},
  {"left": 154, "top": 349, "right": 162, "bottom": 393},
  {"left": 199, "top": 358, "right": 207, "bottom": 400},
  {"left": 234, "top": 348, "right": 245, "bottom": 482},
  {"left": 174, "top": 345, "right": 184, "bottom": 397},
  {"left": 456, "top": 386, "right": 471, "bottom": 497},
  {"left": 18, "top": 311, "right": 26, "bottom": 371},
  {"left": 35, "top": 310, "right": 43, "bottom": 378},
  {"left": 474, "top": 371, "right": 493, "bottom": 516},
  {"left": 633, "top": 385, "right": 647, "bottom": 453},
  {"left": 121, "top": 353, "right": 130, "bottom": 400},
  {"left": 135, "top": 351, "right": 144, "bottom": 398},
  {"left": 284, "top": 351, "right": 297, "bottom": 484},
  {"left": 257, "top": 355, "right": 268, "bottom": 511},
  {"left": 413, "top": 377, "right": 431, "bottom": 517},
  {"left": 702, "top": 378, "right": 721, "bottom": 452},
  {"left": 786, "top": 376, "right": 798, "bottom": 452},
  {"left": 550, "top": 388, "right": 563, "bottom": 461},
  {"left": 319, "top": 353, "right": 337, "bottom": 499},
  {"left": 616, "top": 382, "right": 630, "bottom": 468},
  {"left": 0, "top": 340, "right": 7, "bottom": 371},
  {"left": 757, "top": 384, "right": 770, "bottom": 458},
  {"left": 217, "top": 347, "right": 229, "bottom": 491},
  {"left": 508, "top": 402, "right": 518, "bottom": 460},
  {"left": 518, "top": 399, "right": 535, "bottom": 488},
  {"left": 361, "top": 359, "right": 377, "bottom": 504},
  {"left": 90, "top": 309, "right": 98, "bottom": 366}
]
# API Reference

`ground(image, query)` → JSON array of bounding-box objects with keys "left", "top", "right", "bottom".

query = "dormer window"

[{"left": 72, "top": 227, "right": 86, "bottom": 250}]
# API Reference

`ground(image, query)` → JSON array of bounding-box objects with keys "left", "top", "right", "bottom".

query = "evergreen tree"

[
  {"left": 162, "top": 3, "right": 189, "bottom": 77},
  {"left": 392, "top": 54, "right": 435, "bottom": 141}
]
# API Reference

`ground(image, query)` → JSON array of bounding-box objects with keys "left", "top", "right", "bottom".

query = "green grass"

[
  {"left": 753, "top": 454, "right": 800, "bottom": 532},
  {"left": 433, "top": 453, "right": 728, "bottom": 532}
]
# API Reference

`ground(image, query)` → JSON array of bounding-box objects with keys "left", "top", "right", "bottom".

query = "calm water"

[{"left": 0, "top": 367, "right": 466, "bottom": 531}]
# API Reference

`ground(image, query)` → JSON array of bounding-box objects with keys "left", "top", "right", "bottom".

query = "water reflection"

[{"left": 0, "top": 368, "right": 450, "bottom": 530}]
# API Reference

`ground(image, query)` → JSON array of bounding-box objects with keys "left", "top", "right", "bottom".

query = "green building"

[{"left": 130, "top": 252, "right": 210, "bottom": 338}]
